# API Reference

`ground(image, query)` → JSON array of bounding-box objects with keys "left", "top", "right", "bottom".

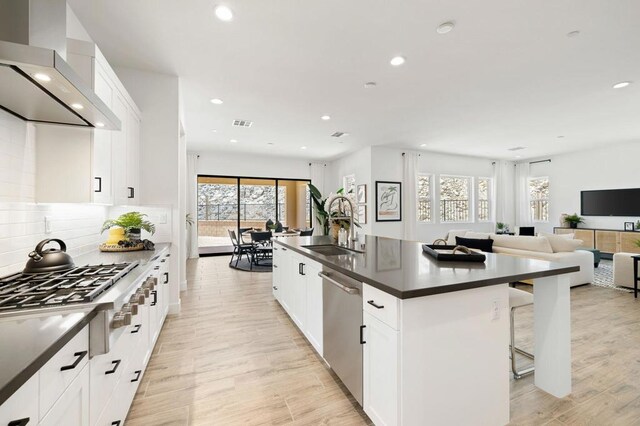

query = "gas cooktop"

[{"left": 0, "top": 262, "right": 139, "bottom": 312}]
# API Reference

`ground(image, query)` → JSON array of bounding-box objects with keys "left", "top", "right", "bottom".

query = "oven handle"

[{"left": 318, "top": 272, "right": 359, "bottom": 295}]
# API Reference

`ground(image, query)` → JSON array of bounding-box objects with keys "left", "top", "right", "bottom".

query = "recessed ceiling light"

[
  {"left": 300, "top": 146, "right": 307, "bottom": 150},
  {"left": 210, "top": 98, "right": 223, "bottom": 104},
  {"left": 33, "top": 73, "right": 51, "bottom": 82},
  {"left": 420, "top": 143, "right": 427, "bottom": 147},
  {"left": 95, "top": 122, "right": 105, "bottom": 128},
  {"left": 214, "top": 5, "right": 233, "bottom": 22},
  {"left": 390, "top": 56, "right": 405, "bottom": 66},
  {"left": 71, "top": 103, "right": 84, "bottom": 110},
  {"left": 515, "top": 155, "right": 522, "bottom": 159},
  {"left": 436, "top": 21, "right": 455, "bottom": 34},
  {"left": 321, "top": 115, "right": 331, "bottom": 121},
  {"left": 613, "top": 81, "right": 631, "bottom": 89},
  {"left": 567, "top": 30, "right": 580, "bottom": 38},
  {"left": 364, "top": 81, "right": 377, "bottom": 88},
  {"left": 212, "top": 129, "right": 217, "bottom": 133},
  {"left": 267, "top": 142, "right": 274, "bottom": 145},
  {"left": 230, "top": 139, "right": 237, "bottom": 143}
]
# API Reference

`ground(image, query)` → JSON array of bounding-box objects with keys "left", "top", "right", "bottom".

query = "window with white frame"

[
  {"left": 477, "top": 177, "right": 492, "bottom": 222},
  {"left": 529, "top": 177, "right": 549, "bottom": 222},
  {"left": 440, "top": 176, "right": 472, "bottom": 222},
  {"left": 417, "top": 174, "right": 433, "bottom": 222}
]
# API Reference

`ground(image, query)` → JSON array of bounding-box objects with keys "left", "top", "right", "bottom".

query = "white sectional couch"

[{"left": 445, "top": 230, "right": 594, "bottom": 287}]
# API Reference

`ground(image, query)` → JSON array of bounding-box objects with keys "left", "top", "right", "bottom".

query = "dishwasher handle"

[{"left": 318, "top": 272, "right": 359, "bottom": 295}]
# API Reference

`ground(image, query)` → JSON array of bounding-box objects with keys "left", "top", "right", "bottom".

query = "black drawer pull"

[
  {"left": 127, "top": 187, "right": 135, "bottom": 199},
  {"left": 131, "top": 324, "right": 142, "bottom": 334},
  {"left": 131, "top": 370, "right": 142, "bottom": 382},
  {"left": 60, "top": 351, "right": 88, "bottom": 371},
  {"left": 273, "top": 246, "right": 278, "bottom": 250},
  {"left": 273, "top": 264, "right": 278, "bottom": 268},
  {"left": 163, "top": 272, "right": 169, "bottom": 284},
  {"left": 360, "top": 325, "right": 366, "bottom": 344},
  {"left": 300, "top": 263, "right": 305, "bottom": 275},
  {"left": 367, "top": 300, "right": 385, "bottom": 309},
  {"left": 151, "top": 290, "right": 157, "bottom": 306},
  {"left": 94, "top": 177, "right": 102, "bottom": 193},
  {"left": 105, "top": 359, "right": 121, "bottom": 375},
  {"left": 273, "top": 286, "right": 278, "bottom": 290},
  {"left": 111, "top": 421, "right": 121, "bottom": 426},
  {"left": 8, "top": 418, "right": 30, "bottom": 426}
]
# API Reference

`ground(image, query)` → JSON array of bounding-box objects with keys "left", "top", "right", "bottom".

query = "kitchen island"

[{"left": 272, "top": 235, "right": 578, "bottom": 426}]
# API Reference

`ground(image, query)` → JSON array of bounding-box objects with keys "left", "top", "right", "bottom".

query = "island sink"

[{"left": 302, "top": 244, "right": 363, "bottom": 256}]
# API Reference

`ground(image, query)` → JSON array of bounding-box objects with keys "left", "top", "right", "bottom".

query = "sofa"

[
  {"left": 445, "top": 230, "right": 594, "bottom": 287},
  {"left": 613, "top": 252, "right": 639, "bottom": 288}
]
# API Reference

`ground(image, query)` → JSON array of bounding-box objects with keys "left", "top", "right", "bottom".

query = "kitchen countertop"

[
  {"left": 0, "top": 243, "right": 170, "bottom": 406},
  {"left": 274, "top": 236, "right": 579, "bottom": 299}
]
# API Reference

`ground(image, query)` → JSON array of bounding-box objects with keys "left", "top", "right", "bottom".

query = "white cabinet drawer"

[
  {"left": 363, "top": 284, "right": 399, "bottom": 330},
  {"left": 0, "top": 373, "right": 38, "bottom": 426},
  {"left": 39, "top": 363, "right": 90, "bottom": 426},
  {"left": 39, "top": 325, "right": 89, "bottom": 420}
]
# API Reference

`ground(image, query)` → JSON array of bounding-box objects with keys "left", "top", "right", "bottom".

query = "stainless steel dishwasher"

[{"left": 320, "top": 267, "right": 363, "bottom": 405}]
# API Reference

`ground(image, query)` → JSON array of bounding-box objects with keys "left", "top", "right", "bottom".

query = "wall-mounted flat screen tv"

[{"left": 581, "top": 188, "right": 640, "bottom": 216}]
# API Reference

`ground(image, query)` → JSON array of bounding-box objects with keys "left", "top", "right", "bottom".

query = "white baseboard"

[{"left": 169, "top": 300, "right": 181, "bottom": 315}]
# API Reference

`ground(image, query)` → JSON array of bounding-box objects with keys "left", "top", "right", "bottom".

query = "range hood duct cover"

[{"left": 0, "top": 0, "right": 120, "bottom": 130}]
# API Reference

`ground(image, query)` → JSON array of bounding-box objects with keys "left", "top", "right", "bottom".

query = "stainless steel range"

[{"left": 0, "top": 262, "right": 139, "bottom": 313}]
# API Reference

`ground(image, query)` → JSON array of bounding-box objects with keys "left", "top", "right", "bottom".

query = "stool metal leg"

[{"left": 510, "top": 305, "right": 535, "bottom": 379}]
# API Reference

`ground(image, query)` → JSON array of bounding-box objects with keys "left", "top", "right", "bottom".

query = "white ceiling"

[{"left": 68, "top": 0, "right": 640, "bottom": 161}]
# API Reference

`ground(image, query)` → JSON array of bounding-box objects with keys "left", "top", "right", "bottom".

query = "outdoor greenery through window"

[
  {"left": 529, "top": 177, "right": 549, "bottom": 222},
  {"left": 440, "top": 176, "right": 471, "bottom": 222},
  {"left": 417, "top": 174, "right": 433, "bottom": 222},
  {"left": 477, "top": 178, "right": 491, "bottom": 221}
]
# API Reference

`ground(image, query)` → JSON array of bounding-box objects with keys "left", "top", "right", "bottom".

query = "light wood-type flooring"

[{"left": 127, "top": 256, "right": 640, "bottom": 425}]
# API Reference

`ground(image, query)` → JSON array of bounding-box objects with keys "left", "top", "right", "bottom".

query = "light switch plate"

[{"left": 44, "top": 216, "right": 52, "bottom": 234}]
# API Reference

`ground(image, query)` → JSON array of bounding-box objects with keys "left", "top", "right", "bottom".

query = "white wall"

[
  {"left": 0, "top": 110, "right": 107, "bottom": 275},
  {"left": 195, "top": 151, "right": 311, "bottom": 180},
  {"left": 116, "top": 67, "right": 184, "bottom": 313},
  {"left": 529, "top": 140, "right": 640, "bottom": 233}
]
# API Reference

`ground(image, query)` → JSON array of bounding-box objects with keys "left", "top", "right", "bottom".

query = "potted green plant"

[
  {"left": 496, "top": 222, "right": 506, "bottom": 234},
  {"left": 102, "top": 211, "right": 156, "bottom": 242},
  {"left": 636, "top": 220, "right": 640, "bottom": 231},
  {"left": 564, "top": 213, "right": 584, "bottom": 229}
]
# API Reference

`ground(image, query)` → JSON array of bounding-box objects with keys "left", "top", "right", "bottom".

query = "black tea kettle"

[{"left": 23, "top": 239, "right": 75, "bottom": 274}]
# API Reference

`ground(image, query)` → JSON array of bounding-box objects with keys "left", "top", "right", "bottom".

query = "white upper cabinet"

[{"left": 35, "top": 39, "right": 141, "bottom": 205}]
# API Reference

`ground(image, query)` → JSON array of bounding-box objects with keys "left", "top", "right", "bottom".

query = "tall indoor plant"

[
  {"left": 102, "top": 211, "right": 156, "bottom": 242},
  {"left": 308, "top": 183, "right": 359, "bottom": 237}
]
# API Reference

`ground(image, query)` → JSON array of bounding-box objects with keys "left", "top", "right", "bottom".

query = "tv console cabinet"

[{"left": 554, "top": 227, "right": 640, "bottom": 255}]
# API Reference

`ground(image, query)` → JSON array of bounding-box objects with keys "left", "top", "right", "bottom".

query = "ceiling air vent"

[
  {"left": 507, "top": 146, "right": 527, "bottom": 151},
  {"left": 331, "top": 131, "right": 349, "bottom": 138},
  {"left": 232, "top": 119, "right": 253, "bottom": 128}
]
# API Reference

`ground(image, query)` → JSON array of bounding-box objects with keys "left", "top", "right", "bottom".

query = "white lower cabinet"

[
  {"left": 39, "top": 364, "right": 90, "bottom": 426},
  {"left": 362, "top": 311, "right": 400, "bottom": 426},
  {"left": 0, "top": 373, "right": 39, "bottom": 426},
  {"left": 304, "top": 262, "right": 323, "bottom": 355}
]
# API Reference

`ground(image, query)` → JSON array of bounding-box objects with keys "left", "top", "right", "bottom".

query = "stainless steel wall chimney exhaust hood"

[
  {"left": 0, "top": 0, "right": 120, "bottom": 130},
  {"left": 0, "top": 40, "right": 120, "bottom": 130}
]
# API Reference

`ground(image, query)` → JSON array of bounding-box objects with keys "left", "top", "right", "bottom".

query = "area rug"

[
  {"left": 592, "top": 259, "right": 632, "bottom": 293},
  {"left": 229, "top": 257, "right": 272, "bottom": 272}
]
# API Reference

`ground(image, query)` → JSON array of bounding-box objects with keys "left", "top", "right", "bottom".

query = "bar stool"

[{"left": 509, "top": 287, "right": 535, "bottom": 379}]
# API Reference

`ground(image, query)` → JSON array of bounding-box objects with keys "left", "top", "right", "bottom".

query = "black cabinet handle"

[
  {"left": 360, "top": 325, "right": 366, "bottom": 344},
  {"left": 94, "top": 177, "right": 102, "bottom": 193},
  {"left": 105, "top": 359, "right": 121, "bottom": 375},
  {"left": 131, "top": 324, "right": 142, "bottom": 334},
  {"left": 163, "top": 272, "right": 169, "bottom": 284},
  {"left": 301, "top": 263, "right": 306, "bottom": 275},
  {"left": 127, "top": 187, "right": 135, "bottom": 199},
  {"left": 273, "top": 247, "right": 278, "bottom": 250},
  {"left": 60, "top": 351, "right": 87, "bottom": 371},
  {"left": 282, "top": 247, "right": 287, "bottom": 251},
  {"left": 131, "top": 370, "right": 142, "bottom": 382},
  {"left": 273, "top": 286, "right": 278, "bottom": 290},
  {"left": 367, "top": 300, "right": 385, "bottom": 309},
  {"left": 8, "top": 418, "right": 30, "bottom": 426},
  {"left": 298, "top": 263, "right": 302, "bottom": 275},
  {"left": 151, "top": 290, "right": 158, "bottom": 306},
  {"left": 111, "top": 421, "right": 121, "bottom": 426}
]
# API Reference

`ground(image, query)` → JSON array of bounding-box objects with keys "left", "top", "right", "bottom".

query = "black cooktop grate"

[{"left": 0, "top": 262, "right": 138, "bottom": 311}]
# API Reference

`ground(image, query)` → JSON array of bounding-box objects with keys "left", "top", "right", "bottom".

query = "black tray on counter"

[{"left": 422, "top": 244, "right": 486, "bottom": 262}]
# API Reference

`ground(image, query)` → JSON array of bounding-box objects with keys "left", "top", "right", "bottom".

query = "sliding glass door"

[{"left": 197, "top": 175, "right": 312, "bottom": 255}]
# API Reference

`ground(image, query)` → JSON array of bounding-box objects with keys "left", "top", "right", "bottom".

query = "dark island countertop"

[
  {"left": 0, "top": 243, "right": 171, "bottom": 406},
  {"left": 273, "top": 235, "right": 579, "bottom": 299}
]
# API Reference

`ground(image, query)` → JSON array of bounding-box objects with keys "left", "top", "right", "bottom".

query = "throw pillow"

[
  {"left": 456, "top": 236, "right": 494, "bottom": 253},
  {"left": 541, "top": 234, "right": 583, "bottom": 253}
]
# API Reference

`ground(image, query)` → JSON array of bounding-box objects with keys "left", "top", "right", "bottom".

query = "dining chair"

[
  {"left": 228, "top": 229, "right": 254, "bottom": 268},
  {"left": 238, "top": 227, "right": 252, "bottom": 244},
  {"left": 251, "top": 231, "right": 273, "bottom": 265}
]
